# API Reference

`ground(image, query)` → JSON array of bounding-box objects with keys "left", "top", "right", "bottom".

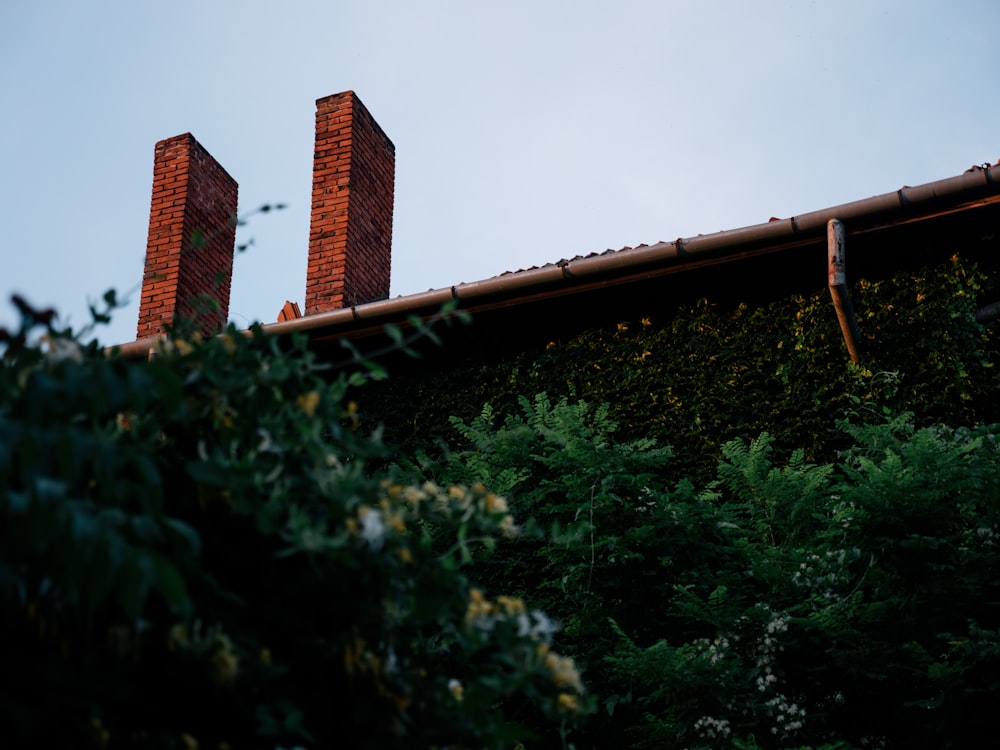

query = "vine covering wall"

[
  {"left": 368, "top": 247, "right": 1000, "bottom": 483},
  {"left": 365, "top": 241, "right": 1000, "bottom": 748}
]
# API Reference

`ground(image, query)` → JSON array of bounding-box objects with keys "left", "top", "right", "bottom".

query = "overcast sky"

[{"left": 2, "top": 0, "right": 998, "bottom": 346}]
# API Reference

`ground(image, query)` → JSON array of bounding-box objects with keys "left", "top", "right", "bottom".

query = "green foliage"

[
  {"left": 7, "top": 238, "right": 998, "bottom": 748},
  {"left": 369, "top": 253, "right": 1000, "bottom": 486},
  {"left": 404, "top": 390, "right": 1000, "bottom": 748},
  {"left": 402, "top": 393, "right": 740, "bottom": 745},
  {"left": 712, "top": 434, "right": 834, "bottom": 546},
  {"left": 0, "top": 300, "right": 586, "bottom": 748},
  {"left": 408, "top": 394, "right": 674, "bottom": 627}
]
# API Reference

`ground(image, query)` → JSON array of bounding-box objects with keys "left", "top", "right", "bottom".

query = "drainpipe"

[{"left": 827, "top": 219, "right": 863, "bottom": 363}]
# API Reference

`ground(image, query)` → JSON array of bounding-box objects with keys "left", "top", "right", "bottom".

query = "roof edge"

[
  {"left": 111, "top": 161, "right": 1000, "bottom": 356},
  {"left": 268, "top": 161, "right": 999, "bottom": 337}
]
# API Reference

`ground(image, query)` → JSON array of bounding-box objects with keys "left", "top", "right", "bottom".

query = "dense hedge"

[{"left": 0, "top": 302, "right": 588, "bottom": 749}]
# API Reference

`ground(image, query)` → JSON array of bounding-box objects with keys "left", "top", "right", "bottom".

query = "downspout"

[{"left": 827, "top": 219, "right": 863, "bottom": 363}]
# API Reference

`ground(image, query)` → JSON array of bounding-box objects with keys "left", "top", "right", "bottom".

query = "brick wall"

[
  {"left": 136, "top": 134, "right": 238, "bottom": 339},
  {"left": 306, "top": 91, "right": 395, "bottom": 313}
]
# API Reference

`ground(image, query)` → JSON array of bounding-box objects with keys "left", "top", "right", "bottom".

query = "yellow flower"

[
  {"left": 403, "top": 485, "right": 426, "bottom": 505},
  {"left": 485, "top": 493, "right": 508, "bottom": 514},
  {"left": 465, "top": 588, "right": 495, "bottom": 624},
  {"left": 497, "top": 595, "right": 526, "bottom": 615},
  {"left": 344, "top": 636, "right": 366, "bottom": 677},
  {"left": 344, "top": 400, "right": 359, "bottom": 428},
  {"left": 546, "top": 652, "right": 583, "bottom": 693},
  {"left": 641, "top": 317, "right": 652, "bottom": 327},
  {"left": 297, "top": 391, "right": 320, "bottom": 418},
  {"left": 211, "top": 637, "right": 239, "bottom": 684},
  {"left": 557, "top": 693, "right": 580, "bottom": 713},
  {"left": 499, "top": 515, "right": 519, "bottom": 538}
]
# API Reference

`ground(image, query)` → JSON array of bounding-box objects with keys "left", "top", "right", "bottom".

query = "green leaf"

[{"left": 152, "top": 553, "right": 192, "bottom": 617}]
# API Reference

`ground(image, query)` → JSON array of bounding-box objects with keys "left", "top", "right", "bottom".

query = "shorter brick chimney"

[
  {"left": 137, "top": 134, "right": 238, "bottom": 339},
  {"left": 306, "top": 92, "right": 395, "bottom": 314}
]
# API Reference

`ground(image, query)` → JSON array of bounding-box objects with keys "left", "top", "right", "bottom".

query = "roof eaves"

[
  {"left": 261, "top": 161, "right": 999, "bottom": 340},
  {"left": 110, "top": 161, "right": 1000, "bottom": 358}
]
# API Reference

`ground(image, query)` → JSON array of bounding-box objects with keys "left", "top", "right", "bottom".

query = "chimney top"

[
  {"left": 134, "top": 90, "right": 395, "bottom": 343},
  {"left": 136, "top": 133, "right": 238, "bottom": 339},
  {"left": 305, "top": 91, "right": 395, "bottom": 314}
]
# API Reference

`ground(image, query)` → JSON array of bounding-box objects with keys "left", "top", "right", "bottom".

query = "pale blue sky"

[{"left": 2, "top": 0, "right": 998, "bottom": 345}]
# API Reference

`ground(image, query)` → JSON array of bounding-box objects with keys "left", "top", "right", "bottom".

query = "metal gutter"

[
  {"left": 299, "top": 163, "right": 997, "bottom": 330},
  {"left": 110, "top": 162, "right": 1000, "bottom": 357},
  {"left": 112, "top": 333, "right": 165, "bottom": 359}
]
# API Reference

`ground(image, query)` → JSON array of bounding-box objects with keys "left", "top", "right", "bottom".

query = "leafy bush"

[
  {"left": 7, "top": 239, "right": 997, "bottom": 748},
  {"left": 0, "top": 299, "right": 588, "bottom": 748},
  {"left": 406, "top": 392, "right": 1000, "bottom": 748}
]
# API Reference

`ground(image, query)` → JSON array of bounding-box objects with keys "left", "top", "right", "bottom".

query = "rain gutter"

[{"left": 111, "top": 163, "right": 1000, "bottom": 359}]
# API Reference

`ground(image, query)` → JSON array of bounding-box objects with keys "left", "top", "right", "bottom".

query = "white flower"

[
  {"left": 694, "top": 716, "right": 731, "bottom": 739},
  {"left": 359, "top": 507, "right": 386, "bottom": 550},
  {"left": 42, "top": 335, "right": 82, "bottom": 364},
  {"left": 256, "top": 428, "right": 281, "bottom": 453},
  {"left": 516, "top": 610, "right": 560, "bottom": 641}
]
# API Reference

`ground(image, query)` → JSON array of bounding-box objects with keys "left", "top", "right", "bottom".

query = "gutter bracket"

[{"left": 827, "top": 219, "right": 864, "bottom": 363}]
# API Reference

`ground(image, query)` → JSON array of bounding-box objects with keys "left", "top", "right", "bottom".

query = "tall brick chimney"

[
  {"left": 136, "top": 134, "right": 238, "bottom": 339},
  {"left": 306, "top": 91, "right": 395, "bottom": 313}
]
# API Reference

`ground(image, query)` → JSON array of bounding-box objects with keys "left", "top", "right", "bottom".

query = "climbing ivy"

[{"left": 368, "top": 252, "right": 1000, "bottom": 485}]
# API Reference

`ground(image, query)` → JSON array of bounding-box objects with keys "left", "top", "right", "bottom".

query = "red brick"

[
  {"left": 306, "top": 91, "right": 394, "bottom": 314},
  {"left": 136, "top": 133, "right": 238, "bottom": 340}
]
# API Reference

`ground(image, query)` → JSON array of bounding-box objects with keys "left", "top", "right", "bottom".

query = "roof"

[{"left": 114, "top": 161, "right": 1000, "bottom": 360}]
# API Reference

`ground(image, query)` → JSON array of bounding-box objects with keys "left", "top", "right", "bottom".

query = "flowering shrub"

[
  {"left": 618, "top": 418, "right": 1000, "bottom": 748},
  {"left": 0, "top": 299, "right": 587, "bottom": 748},
  {"left": 5, "top": 241, "right": 999, "bottom": 748},
  {"left": 406, "top": 390, "right": 1000, "bottom": 748}
]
